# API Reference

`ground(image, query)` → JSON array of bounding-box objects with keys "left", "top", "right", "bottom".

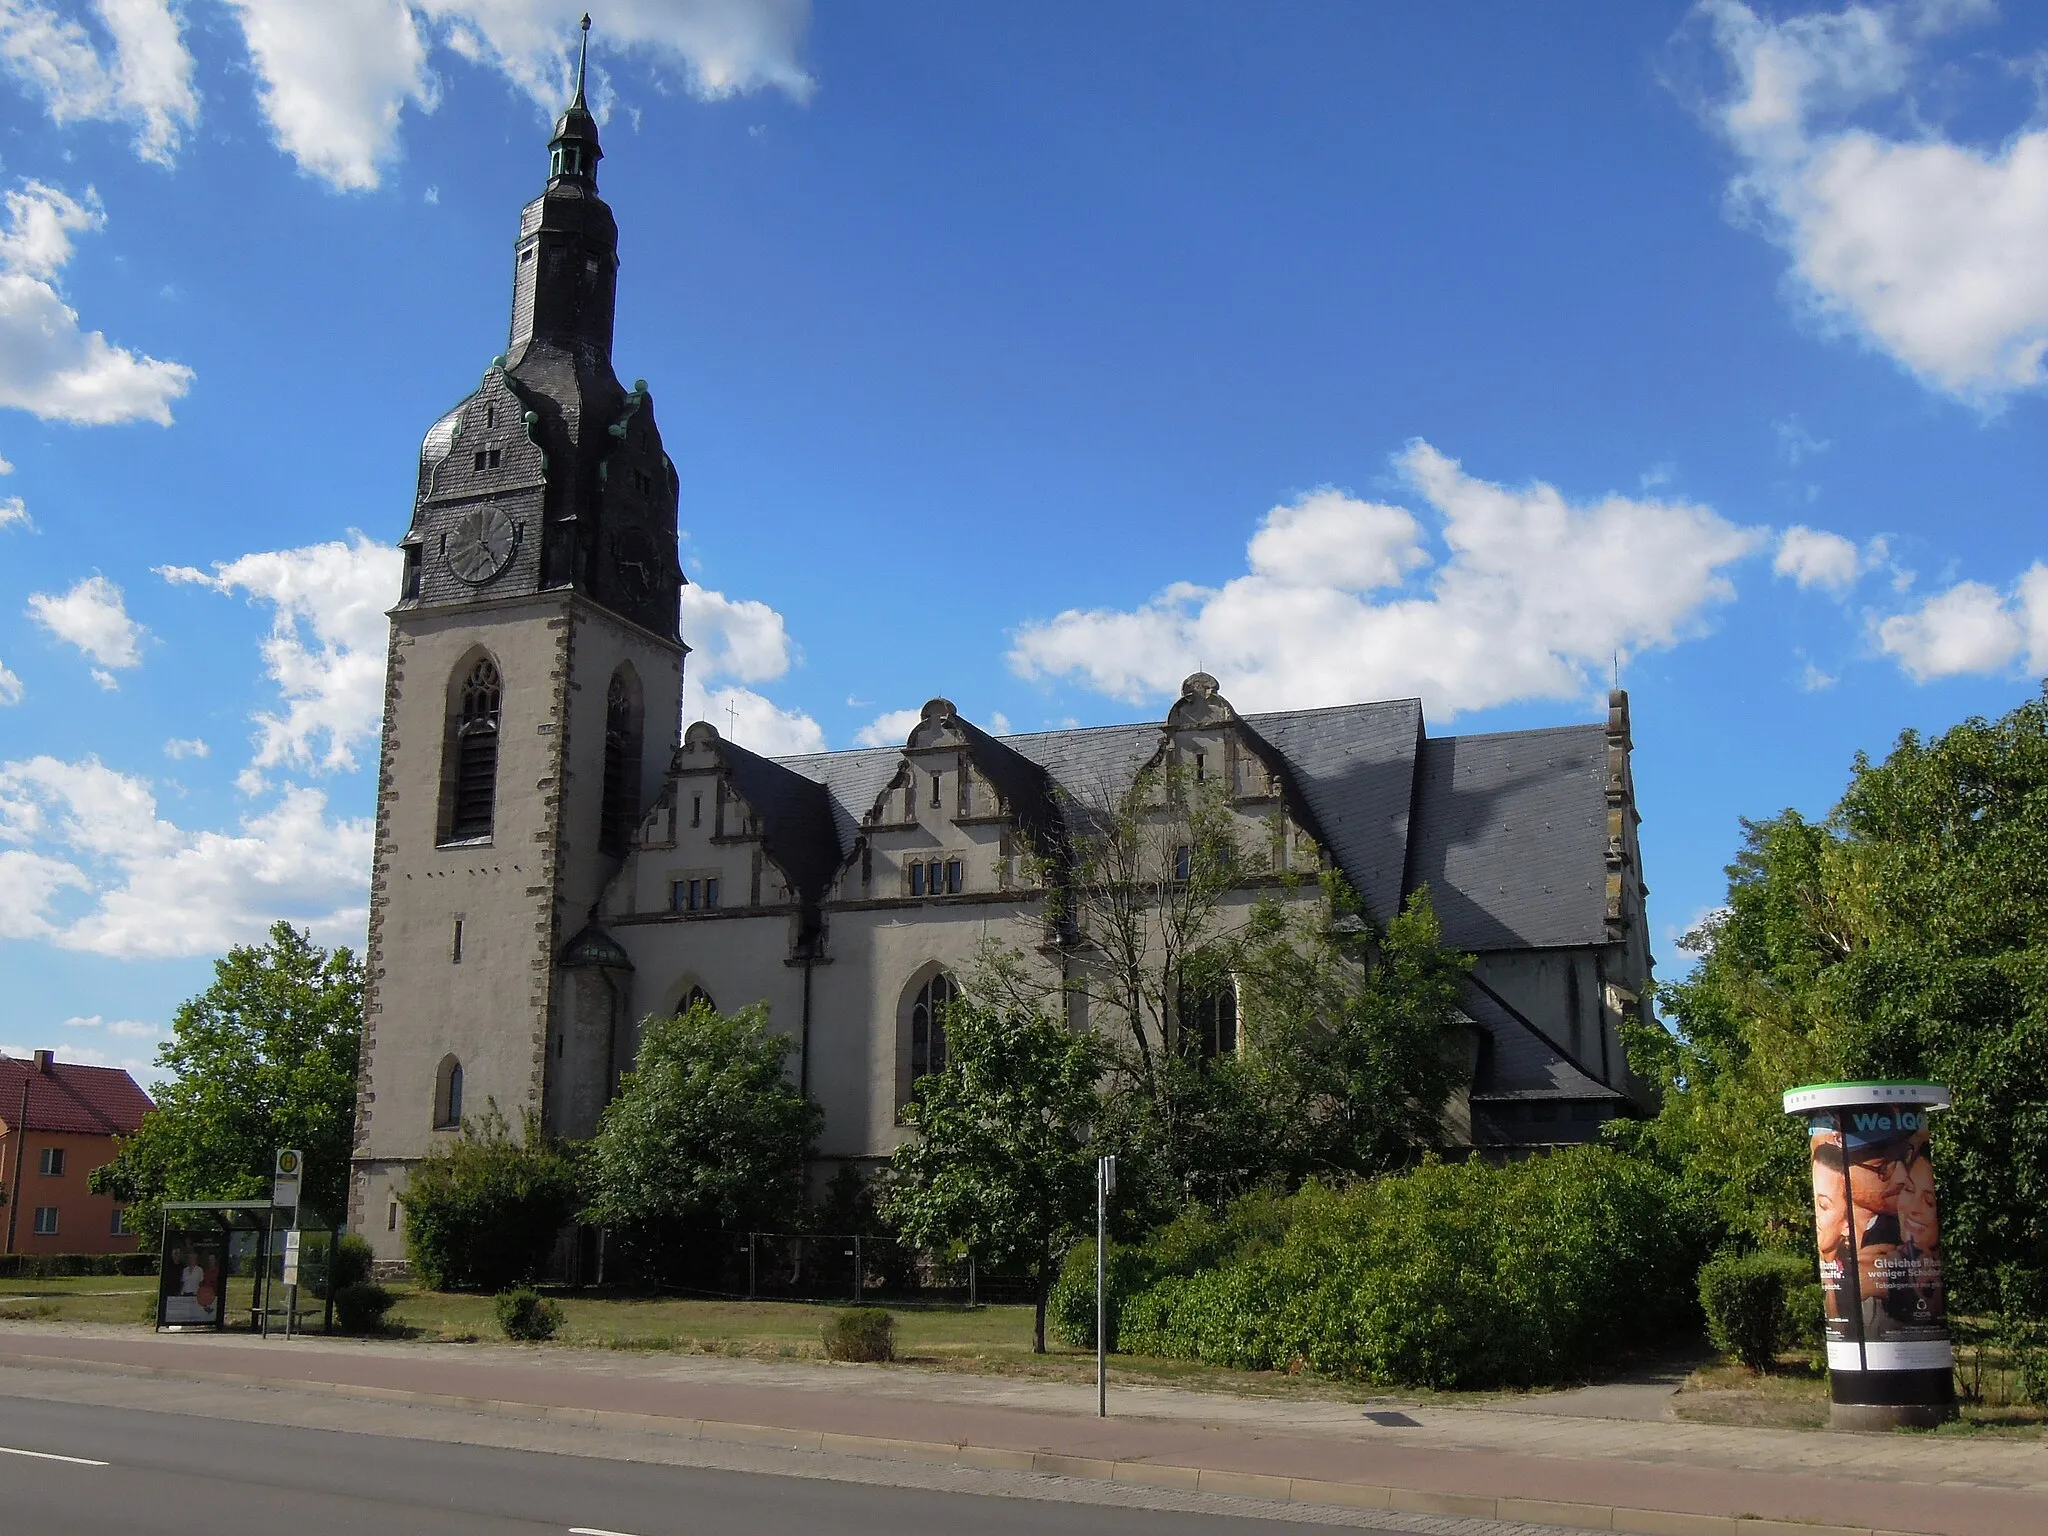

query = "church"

[{"left": 348, "top": 64, "right": 1658, "bottom": 1262}]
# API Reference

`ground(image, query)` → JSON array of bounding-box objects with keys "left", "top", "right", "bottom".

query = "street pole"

[
  {"left": 4, "top": 1072, "right": 30, "bottom": 1257},
  {"left": 1096, "top": 1154, "right": 1115, "bottom": 1418}
]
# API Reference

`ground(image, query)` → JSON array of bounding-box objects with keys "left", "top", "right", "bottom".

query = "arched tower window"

[
  {"left": 912, "top": 972, "right": 958, "bottom": 1081},
  {"left": 444, "top": 657, "right": 502, "bottom": 842},
  {"left": 433, "top": 1055, "right": 464, "bottom": 1129},
  {"left": 600, "top": 666, "right": 643, "bottom": 856},
  {"left": 682, "top": 984, "right": 715, "bottom": 1015}
]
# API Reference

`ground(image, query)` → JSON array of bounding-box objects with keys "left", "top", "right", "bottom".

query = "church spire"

[{"left": 547, "top": 14, "right": 602, "bottom": 188}]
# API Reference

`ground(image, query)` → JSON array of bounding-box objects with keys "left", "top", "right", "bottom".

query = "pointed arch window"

[
  {"left": 600, "top": 667, "right": 643, "bottom": 857},
  {"left": 911, "top": 972, "right": 958, "bottom": 1082},
  {"left": 433, "top": 1055, "right": 464, "bottom": 1129},
  {"left": 681, "top": 985, "right": 715, "bottom": 1015},
  {"left": 445, "top": 658, "right": 501, "bottom": 842}
]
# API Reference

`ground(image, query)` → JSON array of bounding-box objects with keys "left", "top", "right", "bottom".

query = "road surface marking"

[
  {"left": 569, "top": 1528, "right": 643, "bottom": 1535},
  {"left": 0, "top": 1445, "right": 109, "bottom": 1466}
]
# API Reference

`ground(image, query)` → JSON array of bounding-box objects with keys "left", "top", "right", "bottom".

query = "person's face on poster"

[
  {"left": 1847, "top": 1146, "right": 1907, "bottom": 1218},
  {"left": 1813, "top": 1170, "right": 1850, "bottom": 1261},
  {"left": 1899, "top": 1153, "right": 1939, "bottom": 1251}
]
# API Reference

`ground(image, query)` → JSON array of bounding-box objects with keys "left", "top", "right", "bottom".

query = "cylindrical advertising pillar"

[{"left": 1782, "top": 1081, "right": 1954, "bottom": 1430}]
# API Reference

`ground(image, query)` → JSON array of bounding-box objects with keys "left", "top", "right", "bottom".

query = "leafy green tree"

[
  {"left": 91, "top": 922, "right": 361, "bottom": 1228},
  {"left": 400, "top": 1105, "right": 579, "bottom": 1290},
  {"left": 582, "top": 1003, "right": 822, "bottom": 1277},
  {"left": 1621, "top": 685, "right": 2048, "bottom": 1309},
  {"left": 1234, "top": 882, "right": 1471, "bottom": 1184},
  {"left": 886, "top": 998, "right": 1104, "bottom": 1352}
]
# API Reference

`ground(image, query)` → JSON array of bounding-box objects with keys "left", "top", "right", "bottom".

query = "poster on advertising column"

[{"left": 1786, "top": 1081, "right": 1954, "bottom": 1429}]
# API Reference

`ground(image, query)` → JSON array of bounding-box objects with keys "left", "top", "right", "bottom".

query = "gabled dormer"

[{"left": 853, "top": 699, "right": 1066, "bottom": 903}]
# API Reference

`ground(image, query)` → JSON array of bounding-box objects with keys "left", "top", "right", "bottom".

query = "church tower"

[{"left": 351, "top": 21, "right": 685, "bottom": 1258}]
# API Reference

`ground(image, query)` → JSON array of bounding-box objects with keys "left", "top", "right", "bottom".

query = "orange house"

[{"left": 1, "top": 1050, "right": 154, "bottom": 1257}]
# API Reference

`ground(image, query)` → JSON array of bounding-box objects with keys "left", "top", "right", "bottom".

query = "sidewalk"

[{"left": 0, "top": 1322, "right": 2040, "bottom": 1536}]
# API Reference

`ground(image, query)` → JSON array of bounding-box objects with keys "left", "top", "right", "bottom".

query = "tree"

[
  {"left": 400, "top": 1105, "right": 580, "bottom": 1290},
  {"left": 1234, "top": 881, "right": 1471, "bottom": 1184},
  {"left": 1621, "top": 685, "right": 2048, "bottom": 1310},
  {"left": 581, "top": 1002, "right": 822, "bottom": 1277},
  {"left": 91, "top": 922, "right": 362, "bottom": 1228},
  {"left": 886, "top": 998, "right": 1104, "bottom": 1352}
]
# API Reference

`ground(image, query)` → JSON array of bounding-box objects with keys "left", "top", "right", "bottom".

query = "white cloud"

[
  {"left": 1696, "top": 0, "right": 2048, "bottom": 399},
  {"left": 0, "top": 754, "right": 371, "bottom": 957},
  {"left": 1800, "top": 661, "right": 1838, "bottom": 690},
  {"left": 678, "top": 582, "right": 793, "bottom": 683},
  {"left": 27, "top": 572, "right": 144, "bottom": 674},
  {"left": 1774, "top": 524, "right": 1864, "bottom": 591},
  {"left": 211, "top": 0, "right": 811, "bottom": 191},
  {"left": 163, "top": 736, "right": 209, "bottom": 759},
  {"left": 0, "top": 179, "right": 193, "bottom": 425},
  {"left": 1010, "top": 441, "right": 1763, "bottom": 718},
  {"left": 0, "top": 658, "right": 18, "bottom": 704},
  {"left": 63, "top": 1013, "right": 157, "bottom": 1038},
  {"left": 0, "top": 0, "right": 199, "bottom": 165},
  {"left": 854, "top": 707, "right": 923, "bottom": 748},
  {"left": 1875, "top": 563, "right": 2048, "bottom": 680},
  {"left": 159, "top": 534, "right": 402, "bottom": 773},
  {"left": 683, "top": 679, "right": 826, "bottom": 756},
  {"left": 223, "top": 0, "right": 435, "bottom": 193},
  {"left": 0, "top": 497, "right": 29, "bottom": 529}
]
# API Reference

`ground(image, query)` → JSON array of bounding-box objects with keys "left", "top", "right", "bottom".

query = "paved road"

[{"left": 0, "top": 1393, "right": 1488, "bottom": 1536}]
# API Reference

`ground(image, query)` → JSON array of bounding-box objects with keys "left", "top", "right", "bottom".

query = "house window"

[
  {"left": 911, "top": 972, "right": 958, "bottom": 1082},
  {"left": 111, "top": 1207, "right": 130, "bottom": 1236},
  {"left": 671, "top": 878, "right": 721, "bottom": 912},
  {"left": 910, "top": 861, "right": 926, "bottom": 898},
  {"left": 1180, "top": 980, "right": 1238, "bottom": 1060},
  {"left": 37, "top": 1147, "right": 64, "bottom": 1177},
  {"left": 446, "top": 657, "right": 501, "bottom": 841},
  {"left": 33, "top": 1207, "right": 58, "bottom": 1236},
  {"left": 486, "top": 405, "right": 496, "bottom": 429},
  {"left": 945, "top": 858, "right": 962, "bottom": 894},
  {"left": 434, "top": 1055, "right": 464, "bottom": 1130},
  {"left": 1174, "top": 844, "right": 1192, "bottom": 881}
]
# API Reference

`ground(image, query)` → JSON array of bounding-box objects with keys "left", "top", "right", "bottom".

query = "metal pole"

[
  {"left": 1096, "top": 1154, "right": 1115, "bottom": 1418},
  {"left": 852, "top": 1235, "right": 862, "bottom": 1304},
  {"left": 747, "top": 1232, "right": 757, "bottom": 1300},
  {"left": 4, "top": 1072, "right": 30, "bottom": 1256}
]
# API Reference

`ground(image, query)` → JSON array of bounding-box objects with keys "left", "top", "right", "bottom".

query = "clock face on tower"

[{"left": 443, "top": 506, "right": 521, "bottom": 586}]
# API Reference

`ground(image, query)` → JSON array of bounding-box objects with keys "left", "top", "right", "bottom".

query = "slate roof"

[
  {"left": 0, "top": 1056, "right": 153, "bottom": 1137},
  {"left": 752, "top": 700, "right": 1611, "bottom": 953},
  {"left": 1459, "top": 978, "right": 1618, "bottom": 1102},
  {"left": 1403, "top": 725, "right": 1611, "bottom": 951}
]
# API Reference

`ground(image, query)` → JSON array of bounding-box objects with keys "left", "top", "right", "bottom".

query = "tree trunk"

[{"left": 1034, "top": 1281, "right": 1048, "bottom": 1353}]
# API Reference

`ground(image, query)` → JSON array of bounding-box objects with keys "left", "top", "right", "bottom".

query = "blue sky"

[{"left": 2, "top": 1, "right": 2046, "bottom": 1080}]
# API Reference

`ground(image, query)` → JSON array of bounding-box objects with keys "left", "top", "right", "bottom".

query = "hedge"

[
  {"left": 1115, "top": 1148, "right": 1699, "bottom": 1389},
  {"left": 0, "top": 1253, "right": 158, "bottom": 1280},
  {"left": 1698, "top": 1250, "right": 1817, "bottom": 1371}
]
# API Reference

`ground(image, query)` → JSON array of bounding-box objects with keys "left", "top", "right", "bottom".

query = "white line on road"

[
  {"left": 0, "top": 1445, "right": 110, "bottom": 1466},
  {"left": 568, "top": 1528, "right": 643, "bottom": 1536}
]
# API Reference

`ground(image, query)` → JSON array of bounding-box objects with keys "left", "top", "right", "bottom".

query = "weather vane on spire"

[{"left": 574, "top": 14, "right": 592, "bottom": 106}]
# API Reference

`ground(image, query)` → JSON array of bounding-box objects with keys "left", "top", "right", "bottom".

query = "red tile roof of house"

[{"left": 0, "top": 1055, "right": 154, "bottom": 1137}]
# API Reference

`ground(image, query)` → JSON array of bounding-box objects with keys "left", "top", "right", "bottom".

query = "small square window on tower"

[
  {"left": 473, "top": 450, "right": 487, "bottom": 471},
  {"left": 487, "top": 447, "right": 502, "bottom": 468}
]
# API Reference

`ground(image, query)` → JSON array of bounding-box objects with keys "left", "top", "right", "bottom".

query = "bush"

[
  {"left": 1699, "top": 1251, "right": 1812, "bottom": 1372},
  {"left": 331, "top": 1234, "right": 375, "bottom": 1292},
  {"left": 401, "top": 1106, "right": 580, "bottom": 1291},
  {"left": 1115, "top": 1148, "right": 1700, "bottom": 1390},
  {"left": 0, "top": 1253, "right": 159, "bottom": 1280},
  {"left": 1049, "top": 1238, "right": 1152, "bottom": 1350},
  {"left": 821, "top": 1306, "right": 895, "bottom": 1362},
  {"left": 1783, "top": 1279, "right": 1826, "bottom": 1353},
  {"left": 333, "top": 1282, "right": 395, "bottom": 1334},
  {"left": 494, "top": 1287, "right": 564, "bottom": 1342}
]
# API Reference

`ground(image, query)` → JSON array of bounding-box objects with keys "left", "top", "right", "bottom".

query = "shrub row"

[
  {"left": 0, "top": 1253, "right": 159, "bottom": 1279},
  {"left": 1697, "top": 1250, "right": 1823, "bottom": 1370},
  {"left": 1064, "top": 1148, "right": 1700, "bottom": 1390}
]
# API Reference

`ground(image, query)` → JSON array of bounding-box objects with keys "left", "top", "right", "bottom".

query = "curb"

[{"left": 0, "top": 1348, "right": 1954, "bottom": 1536}]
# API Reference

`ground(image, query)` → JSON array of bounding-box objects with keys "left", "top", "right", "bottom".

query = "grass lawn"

[{"left": 0, "top": 1273, "right": 158, "bottom": 1327}]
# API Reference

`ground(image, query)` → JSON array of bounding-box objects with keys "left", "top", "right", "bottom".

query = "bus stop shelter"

[{"left": 156, "top": 1200, "right": 337, "bottom": 1336}]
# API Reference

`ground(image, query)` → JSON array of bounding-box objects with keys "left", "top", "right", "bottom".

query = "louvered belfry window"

[
  {"left": 600, "top": 672, "right": 639, "bottom": 855},
  {"left": 450, "top": 659, "right": 501, "bottom": 839}
]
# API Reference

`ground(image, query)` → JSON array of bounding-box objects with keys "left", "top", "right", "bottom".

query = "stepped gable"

[{"left": 1402, "top": 722, "right": 1611, "bottom": 951}]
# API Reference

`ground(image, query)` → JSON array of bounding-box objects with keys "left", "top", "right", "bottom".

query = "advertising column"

[{"left": 1783, "top": 1081, "right": 1954, "bottom": 1430}]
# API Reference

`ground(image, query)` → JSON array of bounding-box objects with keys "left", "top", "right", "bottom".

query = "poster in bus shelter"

[
  {"left": 160, "top": 1233, "right": 226, "bottom": 1326},
  {"left": 1808, "top": 1107, "right": 1945, "bottom": 1365}
]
